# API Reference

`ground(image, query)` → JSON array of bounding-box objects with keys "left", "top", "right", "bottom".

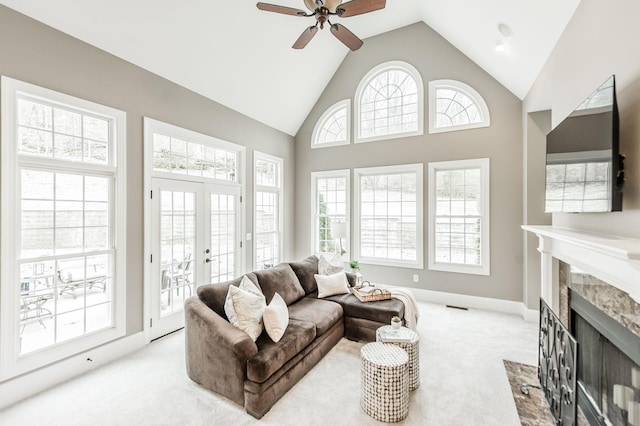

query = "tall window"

[
  {"left": 428, "top": 158, "right": 490, "bottom": 275},
  {"left": 254, "top": 152, "right": 283, "bottom": 270},
  {"left": 428, "top": 80, "right": 490, "bottom": 134},
  {"left": 354, "top": 164, "right": 423, "bottom": 269},
  {"left": 311, "top": 170, "right": 350, "bottom": 259},
  {"left": 311, "top": 100, "right": 350, "bottom": 148},
  {"left": 355, "top": 61, "right": 424, "bottom": 143},
  {"left": 1, "top": 77, "right": 126, "bottom": 379}
]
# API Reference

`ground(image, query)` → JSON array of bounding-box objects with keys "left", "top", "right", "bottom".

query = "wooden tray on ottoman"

[{"left": 352, "top": 282, "right": 392, "bottom": 302}]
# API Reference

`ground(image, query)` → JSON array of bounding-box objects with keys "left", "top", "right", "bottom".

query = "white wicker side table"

[
  {"left": 376, "top": 325, "right": 420, "bottom": 391},
  {"left": 360, "top": 342, "right": 409, "bottom": 422}
]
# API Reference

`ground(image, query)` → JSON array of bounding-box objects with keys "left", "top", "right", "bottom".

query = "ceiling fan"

[{"left": 256, "top": 0, "right": 386, "bottom": 51}]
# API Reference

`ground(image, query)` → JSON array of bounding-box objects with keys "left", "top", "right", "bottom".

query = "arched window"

[
  {"left": 311, "top": 99, "right": 350, "bottom": 148},
  {"left": 355, "top": 61, "right": 424, "bottom": 143},
  {"left": 576, "top": 75, "right": 614, "bottom": 110},
  {"left": 428, "top": 80, "right": 490, "bottom": 134}
]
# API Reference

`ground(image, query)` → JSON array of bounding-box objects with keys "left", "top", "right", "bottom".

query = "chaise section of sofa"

[{"left": 184, "top": 255, "right": 406, "bottom": 418}]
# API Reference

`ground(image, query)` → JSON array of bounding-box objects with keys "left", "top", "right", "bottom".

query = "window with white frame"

[
  {"left": 311, "top": 170, "right": 350, "bottom": 259},
  {"left": 428, "top": 80, "right": 490, "bottom": 134},
  {"left": 311, "top": 99, "right": 350, "bottom": 148},
  {"left": 1, "top": 77, "right": 126, "bottom": 379},
  {"left": 354, "top": 164, "right": 423, "bottom": 268},
  {"left": 355, "top": 61, "right": 424, "bottom": 143},
  {"left": 428, "top": 158, "right": 490, "bottom": 275},
  {"left": 254, "top": 152, "right": 283, "bottom": 270},
  {"left": 152, "top": 133, "right": 237, "bottom": 181}
]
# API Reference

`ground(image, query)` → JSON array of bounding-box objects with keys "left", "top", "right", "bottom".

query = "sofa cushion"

[
  {"left": 247, "top": 319, "right": 316, "bottom": 383},
  {"left": 288, "top": 297, "right": 343, "bottom": 336},
  {"left": 323, "top": 292, "right": 404, "bottom": 324},
  {"left": 288, "top": 255, "right": 319, "bottom": 295},
  {"left": 197, "top": 273, "right": 260, "bottom": 319},
  {"left": 254, "top": 263, "right": 305, "bottom": 306}
]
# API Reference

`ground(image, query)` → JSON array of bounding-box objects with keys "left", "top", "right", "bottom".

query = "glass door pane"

[
  {"left": 209, "top": 190, "right": 238, "bottom": 283},
  {"left": 159, "top": 190, "right": 196, "bottom": 316}
]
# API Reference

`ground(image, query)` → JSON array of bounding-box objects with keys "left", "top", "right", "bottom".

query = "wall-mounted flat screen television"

[{"left": 545, "top": 75, "right": 624, "bottom": 213}]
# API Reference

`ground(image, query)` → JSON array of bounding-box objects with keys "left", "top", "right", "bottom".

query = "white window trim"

[
  {"left": 428, "top": 79, "right": 490, "bottom": 134},
  {"left": 144, "top": 117, "right": 246, "bottom": 184},
  {"left": 353, "top": 163, "right": 424, "bottom": 269},
  {"left": 354, "top": 61, "right": 424, "bottom": 144},
  {"left": 142, "top": 117, "right": 246, "bottom": 343},
  {"left": 427, "top": 158, "right": 490, "bottom": 276},
  {"left": 254, "top": 151, "right": 284, "bottom": 270},
  {"left": 0, "top": 76, "right": 127, "bottom": 380},
  {"left": 310, "top": 169, "right": 351, "bottom": 260},
  {"left": 311, "top": 99, "right": 351, "bottom": 149}
]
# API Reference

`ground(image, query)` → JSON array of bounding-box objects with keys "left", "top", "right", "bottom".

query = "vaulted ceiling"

[{"left": 0, "top": 0, "right": 581, "bottom": 136}]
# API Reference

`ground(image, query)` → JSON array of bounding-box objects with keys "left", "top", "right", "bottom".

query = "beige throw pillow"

[
  {"left": 224, "top": 275, "right": 260, "bottom": 326},
  {"left": 263, "top": 292, "right": 289, "bottom": 343},
  {"left": 224, "top": 276, "right": 266, "bottom": 341},
  {"left": 315, "top": 271, "right": 350, "bottom": 298},
  {"left": 318, "top": 254, "right": 344, "bottom": 276}
]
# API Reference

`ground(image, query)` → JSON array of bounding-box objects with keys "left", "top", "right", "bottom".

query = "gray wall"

[
  {"left": 0, "top": 6, "right": 296, "bottom": 337},
  {"left": 294, "top": 22, "right": 524, "bottom": 303},
  {"left": 524, "top": 0, "right": 640, "bottom": 239}
]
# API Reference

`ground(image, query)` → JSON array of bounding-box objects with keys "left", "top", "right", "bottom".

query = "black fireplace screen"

[{"left": 539, "top": 298, "right": 578, "bottom": 425}]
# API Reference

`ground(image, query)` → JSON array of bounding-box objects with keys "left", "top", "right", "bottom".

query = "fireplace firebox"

[{"left": 571, "top": 291, "right": 640, "bottom": 426}]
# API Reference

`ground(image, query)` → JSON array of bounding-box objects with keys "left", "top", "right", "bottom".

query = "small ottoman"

[
  {"left": 376, "top": 325, "right": 420, "bottom": 390},
  {"left": 360, "top": 342, "right": 409, "bottom": 422}
]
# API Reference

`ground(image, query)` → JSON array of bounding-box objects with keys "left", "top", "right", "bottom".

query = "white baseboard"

[
  {"left": 381, "top": 284, "right": 539, "bottom": 323},
  {"left": 0, "top": 332, "right": 146, "bottom": 410},
  {"left": 522, "top": 306, "right": 540, "bottom": 323}
]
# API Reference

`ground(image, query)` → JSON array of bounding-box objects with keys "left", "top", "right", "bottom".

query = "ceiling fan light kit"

[{"left": 256, "top": 0, "right": 386, "bottom": 51}]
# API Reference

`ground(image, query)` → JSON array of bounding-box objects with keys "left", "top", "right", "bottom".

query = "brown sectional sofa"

[{"left": 184, "top": 255, "right": 404, "bottom": 418}]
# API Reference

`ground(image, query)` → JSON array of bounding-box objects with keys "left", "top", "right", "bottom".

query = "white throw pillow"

[
  {"left": 315, "top": 271, "right": 350, "bottom": 298},
  {"left": 224, "top": 275, "right": 261, "bottom": 326},
  {"left": 318, "top": 254, "right": 344, "bottom": 276},
  {"left": 224, "top": 276, "right": 266, "bottom": 341},
  {"left": 263, "top": 292, "right": 289, "bottom": 343}
]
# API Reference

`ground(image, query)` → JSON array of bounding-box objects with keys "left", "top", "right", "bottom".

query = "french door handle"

[{"left": 204, "top": 257, "right": 216, "bottom": 264}]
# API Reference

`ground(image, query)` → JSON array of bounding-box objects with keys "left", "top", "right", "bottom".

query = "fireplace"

[
  {"left": 564, "top": 263, "right": 640, "bottom": 426},
  {"left": 523, "top": 226, "right": 640, "bottom": 426}
]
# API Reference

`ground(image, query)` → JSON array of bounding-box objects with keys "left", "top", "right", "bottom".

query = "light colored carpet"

[{"left": 0, "top": 302, "right": 537, "bottom": 425}]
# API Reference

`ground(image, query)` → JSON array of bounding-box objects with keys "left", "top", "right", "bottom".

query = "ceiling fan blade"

[
  {"left": 336, "top": 0, "right": 386, "bottom": 17},
  {"left": 330, "top": 23, "right": 363, "bottom": 51},
  {"left": 256, "top": 2, "right": 307, "bottom": 16},
  {"left": 292, "top": 26, "right": 319, "bottom": 49}
]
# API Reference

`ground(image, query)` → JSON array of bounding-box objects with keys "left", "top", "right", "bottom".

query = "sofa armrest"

[
  {"left": 185, "top": 296, "right": 258, "bottom": 406},
  {"left": 345, "top": 271, "right": 357, "bottom": 287}
]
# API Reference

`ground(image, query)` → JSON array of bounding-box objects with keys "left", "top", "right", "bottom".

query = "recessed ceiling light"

[
  {"left": 498, "top": 23, "right": 512, "bottom": 38},
  {"left": 495, "top": 41, "right": 507, "bottom": 53}
]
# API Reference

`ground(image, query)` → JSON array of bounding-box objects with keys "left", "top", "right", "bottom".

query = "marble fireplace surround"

[{"left": 522, "top": 226, "right": 640, "bottom": 316}]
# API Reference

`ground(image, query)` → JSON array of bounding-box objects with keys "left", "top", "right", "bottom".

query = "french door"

[{"left": 149, "top": 178, "right": 240, "bottom": 339}]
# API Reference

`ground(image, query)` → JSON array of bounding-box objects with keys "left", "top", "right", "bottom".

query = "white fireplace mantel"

[{"left": 523, "top": 225, "right": 640, "bottom": 306}]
